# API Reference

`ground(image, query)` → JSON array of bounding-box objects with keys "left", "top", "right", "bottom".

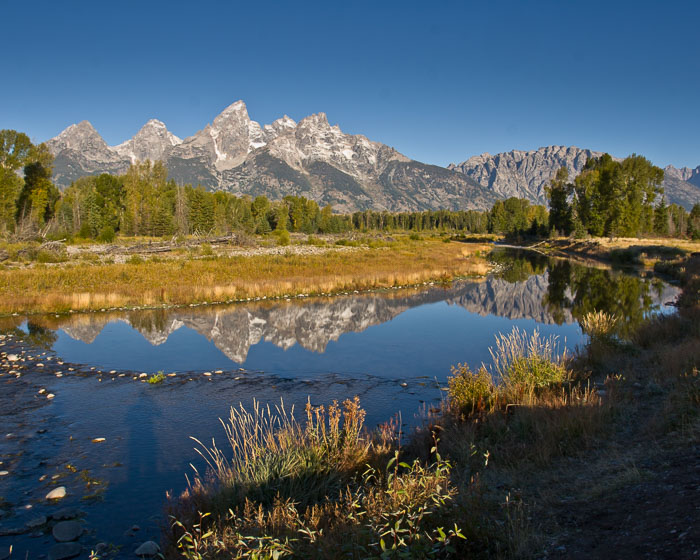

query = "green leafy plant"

[
  {"left": 147, "top": 372, "right": 166, "bottom": 384},
  {"left": 448, "top": 364, "right": 495, "bottom": 415}
]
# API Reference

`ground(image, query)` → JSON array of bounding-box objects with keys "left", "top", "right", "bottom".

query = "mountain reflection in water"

[{"left": 13, "top": 251, "right": 680, "bottom": 373}]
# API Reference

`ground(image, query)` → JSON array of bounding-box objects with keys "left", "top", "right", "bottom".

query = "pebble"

[
  {"left": 26, "top": 515, "right": 48, "bottom": 529},
  {"left": 6, "top": 354, "right": 19, "bottom": 362},
  {"left": 92, "top": 437, "right": 106, "bottom": 443},
  {"left": 134, "top": 541, "right": 160, "bottom": 556},
  {"left": 215, "top": 369, "right": 223, "bottom": 374},
  {"left": 48, "top": 542, "right": 82, "bottom": 560},
  {"left": 37, "top": 363, "right": 44, "bottom": 367},
  {"left": 46, "top": 486, "right": 67, "bottom": 500},
  {"left": 39, "top": 388, "right": 46, "bottom": 394},
  {"left": 0, "top": 471, "right": 7, "bottom": 476},
  {"left": 53, "top": 520, "right": 83, "bottom": 542},
  {"left": 47, "top": 393, "right": 55, "bottom": 399},
  {"left": 139, "top": 373, "right": 147, "bottom": 379},
  {"left": 203, "top": 372, "right": 212, "bottom": 376}
]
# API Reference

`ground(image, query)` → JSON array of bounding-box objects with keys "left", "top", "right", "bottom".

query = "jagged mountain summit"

[
  {"left": 114, "top": 119, "right": 182, "bottom": 164},
  {"left": 47, "top": 101, "right": 497, "bottom": 212},
  {"left": 448, "top": 146, "right": 700, "bottom": 210},
  {"left": 665, "top": 165, "right": 700, "bottom": 187}
]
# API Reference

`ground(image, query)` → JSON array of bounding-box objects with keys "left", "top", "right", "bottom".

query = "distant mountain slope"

[
  {"left": 47, "top": 101, "right": 497, "bottom": 212},
  {"left": 449, "top": 146, "right": 700, "bottom": 209}
]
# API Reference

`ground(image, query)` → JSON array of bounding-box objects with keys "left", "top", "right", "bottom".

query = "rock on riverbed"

[
  {"left": 52, "top": 520, "right": 83, "bottom": 542},
  {"left": 46, "top": 486, "right": 67, "bottom": 500}
]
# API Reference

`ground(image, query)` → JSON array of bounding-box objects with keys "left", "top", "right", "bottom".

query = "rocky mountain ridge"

[
  {"left": 47, "top": 101, "right": 496, "bottom": 212},
  {"left": 47, "top": 105, "right": 699, "bottom": 211},
  {"left": 449, "top": 146, "right": 700, "bottom": 209}
]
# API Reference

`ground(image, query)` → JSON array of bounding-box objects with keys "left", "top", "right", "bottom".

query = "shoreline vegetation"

[
  {"left": 0, "top": 234, "right": 492, "bottom": 316},
  {"left": 163, "top": 250, "right": 699, "bottom": 559},
  {"left": 2, "top": 231, "right": 699, "bottom": 317}
]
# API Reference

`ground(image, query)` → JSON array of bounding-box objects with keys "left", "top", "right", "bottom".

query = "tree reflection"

[
  {"left": 498, "top": 250, "right": 666, "bottom": 337},
  {"left": 26, "top": 322, "right": 58, "bottom": 349}
]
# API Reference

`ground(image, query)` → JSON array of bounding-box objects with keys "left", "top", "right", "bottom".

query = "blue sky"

[{"left": 2, "top": 0, "right": 698, "bottom": 168}]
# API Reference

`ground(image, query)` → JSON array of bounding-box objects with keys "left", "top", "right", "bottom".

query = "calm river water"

[{"left": 0, "top": 250, "right": 680, "bottom": 557}]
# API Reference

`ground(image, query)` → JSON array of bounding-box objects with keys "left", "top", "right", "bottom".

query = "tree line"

[
  {"left": 1, "top": 129, "right": 698, "bottom": 240},
  {"left": 546, "top": 153, "right": 700, "bottom": 238}
]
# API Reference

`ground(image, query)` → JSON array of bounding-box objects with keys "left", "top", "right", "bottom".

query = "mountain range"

[
  {"left": 46, "top": 102, "right": 700, "bottom": 211},
  {"left": 47, "top": 101, "right": 496, "bottom": 213}
]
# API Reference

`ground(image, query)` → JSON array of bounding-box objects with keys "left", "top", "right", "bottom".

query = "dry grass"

[
  {"left": 0, "top": 239, "right": 491, "bottom": 314},
  {"left": 167, "top": 399, "right": 467, "bottom": 559}
]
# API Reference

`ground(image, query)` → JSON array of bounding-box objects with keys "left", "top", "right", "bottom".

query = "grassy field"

[{"left": 0, "top": 236, "right": 492, "bottom": 315}]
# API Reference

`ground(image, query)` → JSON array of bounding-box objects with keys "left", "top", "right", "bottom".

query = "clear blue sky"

[{"left": 2, "top": 0, "right": 698, "bottom": 168}]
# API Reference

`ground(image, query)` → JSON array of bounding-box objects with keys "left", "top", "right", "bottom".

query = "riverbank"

[
  {"left": 0, "top": 234, "right": 491, "bottom": 315},
  {"left": 526, "top": 236, "right": 700, "bottom": 269},
  {"left": 164, "top": 252, "right": 699, "bottom": 558}
]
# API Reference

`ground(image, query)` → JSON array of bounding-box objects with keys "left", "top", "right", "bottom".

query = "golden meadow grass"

[{"left": 0, "top": 240, "right": 492, "bottom": 314}]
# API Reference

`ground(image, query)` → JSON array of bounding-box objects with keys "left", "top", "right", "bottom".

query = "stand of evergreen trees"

[{"left": 2, "top": 129, "right": 698, "bottom": 240}]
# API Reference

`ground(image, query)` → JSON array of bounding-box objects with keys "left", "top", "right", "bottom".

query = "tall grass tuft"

[
  {"left": 490, "top": 327, "right": 569, "bottom": 402},
  {"left": 581, "top": 310, "right": 619, "bottom": 342},
  {"left": 190, "top": 397, "right": 371, "bottom": 510}
]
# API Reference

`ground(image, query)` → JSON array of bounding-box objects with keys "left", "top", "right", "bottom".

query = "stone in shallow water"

[
  {"left": 134, "top": 541, "right": 160, "bottom": 556},
  {"left": 46, "top": 486, "right": 66, "bottom": 500},
  {"left": 53, "top": 520, "right": 83, "bottom": 542},
  {"left": 26, "top": 515, "right": 47, "bottom": 528},
  {"left": 48, "top": 542, "right": 82, "bottom": 560}
]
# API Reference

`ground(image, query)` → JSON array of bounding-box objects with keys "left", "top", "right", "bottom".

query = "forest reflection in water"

[{"left": 491, "top": 249, "right": 675, "bottom": 337}]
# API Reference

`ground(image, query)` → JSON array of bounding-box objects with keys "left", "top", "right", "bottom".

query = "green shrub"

[
  {"left": 200, "top": 243, "right": 214, "bottom": 256},
  {"left": 36, "top": 250, "right": 65, "bottom": 263},
  {"left": 97, "top": 225, "right": 115, "bottom": 243},
  {"left": 305, "top": 235, "right": 326, "bottom": 247},
  {"left": 335, "top": 238, "right": 360, "bottom": 247},
  {"left": 127, "top": 255, "right": 144, "bottom": 265},
  {"left": 448, "top": 365, "right": 495, "bottom": 415},
  {"left": 276, "top": 230, "right": 290, "bottom": 246}
]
